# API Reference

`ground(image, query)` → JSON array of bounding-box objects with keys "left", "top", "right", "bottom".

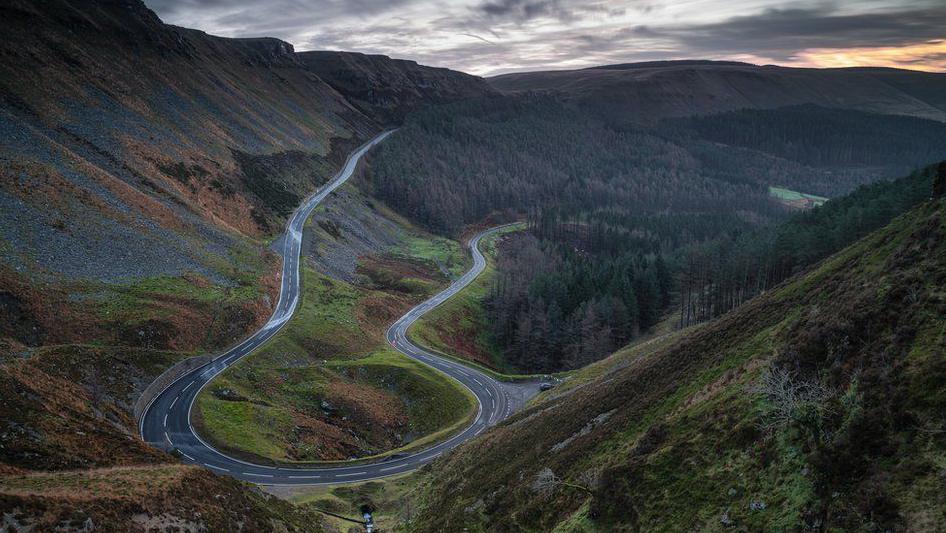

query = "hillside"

[
  {"left": 0, "top": 0, "right": 485, "bottom": 426},
  {"left": 0, "top": 0, "right": 488, "bottom": 528},
  {"left": 405, "top": 188, "right": 946, "bottom": 530},
  {"left": 490, "top": 61, "right": 946, "bottom": 124}
]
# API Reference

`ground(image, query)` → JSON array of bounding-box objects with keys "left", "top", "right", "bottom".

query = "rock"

[
  {"left": 720, "top": 512, "right": 732, "bottom": 526},
  {"left": 212, "top": 388, "right": 245, "bottom": 401},
  {"left": 749, "top": 501, "right": 766, "bottom": 511}
]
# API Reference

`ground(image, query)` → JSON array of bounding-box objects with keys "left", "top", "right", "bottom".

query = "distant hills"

[{"left": 490, "top": 60, "right": 946, "bottom": 123}]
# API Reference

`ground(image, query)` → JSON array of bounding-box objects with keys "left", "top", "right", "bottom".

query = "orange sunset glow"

[{"left": 792, "top": 40, "right": 946, "bottom": 72}]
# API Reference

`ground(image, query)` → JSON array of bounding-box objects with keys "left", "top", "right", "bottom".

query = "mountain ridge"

[{"left": 490, "top": 61, "right": 946, "bottom": 123}]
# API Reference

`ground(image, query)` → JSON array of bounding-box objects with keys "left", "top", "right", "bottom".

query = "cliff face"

[{"left": 299, "top": 51, "right": 495, "bottom": 123}]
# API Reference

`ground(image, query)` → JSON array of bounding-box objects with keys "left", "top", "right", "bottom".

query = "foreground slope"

[
  {"left": 408, "top": 193, "right": 946, "bottom": 530},
  {"left": 0, "top": 465, "right": 324, "bottom": 531}
]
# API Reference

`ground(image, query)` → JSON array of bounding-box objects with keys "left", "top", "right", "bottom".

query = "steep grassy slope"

[
  {"left": 405, "top": 197, "right": 946, "bottom": 531},
  {"left": 0, "top": 0, "right": 373, "bottom": 378},
  {"left": 490, "top": 61, "right": 946, "bottom": 124},
  {"left": 0, "top": 464, "right": 325, "bottom": 531},
  {"left": 0, "top": 0, "right": 489, "bottom": 359}
]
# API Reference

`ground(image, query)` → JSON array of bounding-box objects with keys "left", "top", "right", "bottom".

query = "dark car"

[{"left": 539, "top": 382, "right": 553, "bottom": 391}]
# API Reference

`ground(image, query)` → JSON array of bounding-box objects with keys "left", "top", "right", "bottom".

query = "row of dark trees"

[{"left": 484, "top": 233, "right": 672, "bottom": 371}]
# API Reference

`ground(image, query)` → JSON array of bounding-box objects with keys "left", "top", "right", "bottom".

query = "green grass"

[
  {"left": 74, "top": 236, "right": 275, "bottom": 351},
  {"left": 194, "top": 230, "right": 479, "bottom": 464},
  {"left": 769, "top": 185, "right": 828, "bottom": 207},
  {"left": 397, "top": 234, "right": 470, "bottom": 278},
  {"left": 288, "top": 471, "right": 426, "bottom": 530},
  {"left": 408, "top": 225, "right": 523, "bottom": 374},
  {"left": 195, "top": 396, "right": 295, "bottom": 460}
]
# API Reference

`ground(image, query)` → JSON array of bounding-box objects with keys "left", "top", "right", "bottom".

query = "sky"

[{"left": 144, "top": 0, "right": 946, "bottom": 76}]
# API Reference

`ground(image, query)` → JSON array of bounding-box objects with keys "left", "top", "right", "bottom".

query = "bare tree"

[
  {"left": 750, "top": 366, "right": 834, "bottom": 440},
  {"left": 531, "top": 467, "right": 594, "bottom": 497}
]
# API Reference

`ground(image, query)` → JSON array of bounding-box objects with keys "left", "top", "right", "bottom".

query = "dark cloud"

[
  {"left": 147, "top": 0, "right": 410, "bottom": 35},
  {"left": 477, "top": 0, "right": 562, "bottom": 20},
  {"left": 657, "top": 6, "right": 946, "bottom": 60},
  {"left": 471, "top": 0, "right": 621, "bottom": 26}
]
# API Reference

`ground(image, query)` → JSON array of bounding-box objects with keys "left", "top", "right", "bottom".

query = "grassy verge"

[{"left": 407, "top": 224, "right": 554, "bottom": 382}]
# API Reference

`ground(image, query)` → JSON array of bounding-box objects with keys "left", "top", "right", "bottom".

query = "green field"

[{"left": 769, "top": 185, "right": 828, "bottom": 207}]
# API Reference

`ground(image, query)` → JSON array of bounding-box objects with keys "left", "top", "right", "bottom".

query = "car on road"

[{"left": 539, "top": 382, "right": 553, "bottom": 391}]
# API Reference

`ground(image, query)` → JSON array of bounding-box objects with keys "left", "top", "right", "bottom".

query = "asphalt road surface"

[{"left": 140, "top": 131, "right": 536, "bottom": 485}]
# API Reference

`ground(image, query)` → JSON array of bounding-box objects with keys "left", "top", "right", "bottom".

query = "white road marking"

[
  {"left": 288, "top": 475, "right": 321, "bottom": 479},
  {"left": 180, "top": 452, "right": 195, "bottom": 461},
  {"left": 244, "top": 472, "right": 274, "bottom": 478},
  {"left": 205, "top": 463, "right": 229, "bottom": 472},
  {"left": 379, "top": 465, "right": 404, "bottom": 472},
  {"left": 335, "top": 472, "right": 367, "bottom": 478},
  {"left": 182, "top": 381, "right": 195, "bottom": 392},
  {"left": 163, "top": 414, "right": 168, "bottom": 428},
  {"left": 169, "top": 395, "right": 178, "bottom": 409}
]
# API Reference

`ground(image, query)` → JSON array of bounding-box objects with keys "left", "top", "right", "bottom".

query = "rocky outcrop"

[{"left": 299, "top": 51, "right": 494, "bottom": 123}]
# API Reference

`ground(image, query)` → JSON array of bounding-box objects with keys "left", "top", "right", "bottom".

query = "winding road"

[{"left": 140, "top": 131, "right": 536, "bottom": 485}]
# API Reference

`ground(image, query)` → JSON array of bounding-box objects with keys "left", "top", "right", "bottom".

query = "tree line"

[
  {"left": 677, "top": 165, "right": 936, "bottom": 326},
  {"left": 485, "top": 232, "right": 672, "bottom": 372}
]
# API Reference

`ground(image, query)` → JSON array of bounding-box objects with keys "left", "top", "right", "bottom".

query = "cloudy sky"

[{"left": 144, "top": 0, "right": 946, "bottom": 75}]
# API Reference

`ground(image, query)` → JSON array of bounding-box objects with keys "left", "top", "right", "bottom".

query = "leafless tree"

[
  {"left": 531, "top": 467, "right": 594, "bottom": 497},
  {"left": 751, "top": 366, "right": 834, "bottom": 437}
]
